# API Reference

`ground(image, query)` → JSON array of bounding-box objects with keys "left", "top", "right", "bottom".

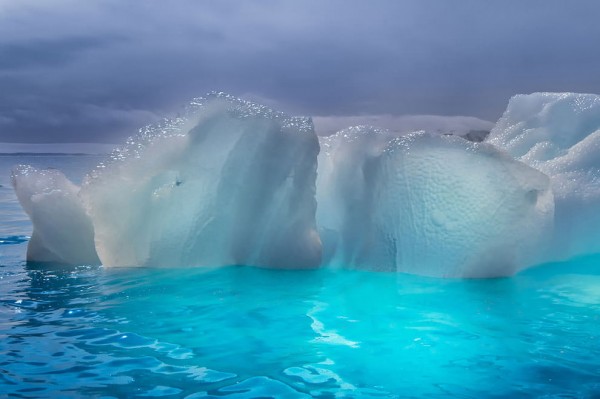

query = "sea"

[{"left": 1, "top": 155, "right": 599, "bottom": 398}]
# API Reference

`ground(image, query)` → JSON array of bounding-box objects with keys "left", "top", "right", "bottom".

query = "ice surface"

[
  {"left": 317, "top": 128, "right": 553, "bottom": 277},
  {"left": 487, "top": 93, "right": 600, "bottom": 261},
  {"left": 11, "top": 165, "right": 100, "bottom": 265},
  {"left": 80, "top": 93, "right": 321, "bottom": 268}
]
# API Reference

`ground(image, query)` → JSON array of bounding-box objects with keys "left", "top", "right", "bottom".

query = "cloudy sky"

[{"left": 1, "top": 0, "right": 599, "bottom": 144}]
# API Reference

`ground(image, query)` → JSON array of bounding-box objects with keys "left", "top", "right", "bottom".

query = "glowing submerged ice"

[
  {"left": 317, "top": 127, "right": 553, "bottom": 277},
  {"left": 487, "top": 92, "right": 600, "bottom": 261}
]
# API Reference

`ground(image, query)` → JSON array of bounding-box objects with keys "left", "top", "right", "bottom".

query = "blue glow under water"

[{"left": 1, "top": 156, "right": 600, "bottom": 398}]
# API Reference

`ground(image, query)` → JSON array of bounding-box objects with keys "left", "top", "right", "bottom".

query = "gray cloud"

[
  {"left": 1, "top": 0, "right": 600, "bottom": 143},
  {"left": 0, "top": 36, "right": 118, "bottom": 70}
]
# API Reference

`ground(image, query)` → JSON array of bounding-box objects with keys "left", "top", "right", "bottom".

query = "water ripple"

[
  {"left": 0, "top": 235, "right": 29, "bottom": 245},
  {"left": 1, "top": 248, "right": 600, "bottom": 397}
]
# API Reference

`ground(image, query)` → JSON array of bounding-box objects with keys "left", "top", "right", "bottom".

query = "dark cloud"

[
  {"left": 1, "top": 0, "right": 600, "bottom": 143},
  {"left": 0, "top": 36, "right": 118, "bottom": 70}
]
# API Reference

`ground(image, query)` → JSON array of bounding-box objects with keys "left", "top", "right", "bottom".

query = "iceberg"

[
  {"left": 11, "top": 166, "right": 100, "bottom": 265},
  {"left": 79, "top": 93, "right": 321, "bottom": 268},
  {"left": 487, "top": 93, "right": 600, "bottom": 261},
  {"left": 10, "top": 91, "right": 600, "bottom": 277},
  {"left": 317, "top": 128, "right": 553, "bottom": 277},
  {"left": 12, "top": 93, "right": 321, "bottom": 269}
]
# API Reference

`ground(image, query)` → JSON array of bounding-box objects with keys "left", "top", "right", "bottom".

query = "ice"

[
  {"left": 317, "top": 128, "right": 553, "bottom": 277},
  {"left": 11, "top": 91, "right": 600, "bottom": 277},
  {"left": 11, "top": 165, "right": 100, "bottom": 265},
  {"left": 79, "top": 93, "right": 321, "bottom": 268},
  {"left": 487, "top": 92, "right": 600, "bottom": 261}
]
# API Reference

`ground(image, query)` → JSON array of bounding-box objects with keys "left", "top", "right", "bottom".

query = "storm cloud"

[{"left": 1, "top": 0, "right": 600, "bottom": 143}]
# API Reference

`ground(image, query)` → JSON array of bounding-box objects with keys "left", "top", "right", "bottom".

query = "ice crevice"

[{"left": 10, "top": 92, "right": 600, "bottom": 278}]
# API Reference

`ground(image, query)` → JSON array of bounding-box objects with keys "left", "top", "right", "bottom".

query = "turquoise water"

[{"left": 1, "top": 156, "right": 600, "bottom": 398}]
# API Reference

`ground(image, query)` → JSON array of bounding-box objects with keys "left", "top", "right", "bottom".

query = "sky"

[{"left": 1, "top": 0, "right": 600, "bottom": 146}]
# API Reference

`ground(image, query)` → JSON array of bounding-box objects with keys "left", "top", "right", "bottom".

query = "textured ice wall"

[
  {"left": 318, "top": 128, "right": 554, "bottom": 277},
  {"left": 11, "top": 166, "right": 100, "bottom": 265},
  {"left": 316, "top": 127, "right": 394, "bottom": 270},
  {"left": 80, "top": 93, "right": 321, "bottom": 268},
  {"left": 487, "top": 92, "right": 600, "bottom": 260}
]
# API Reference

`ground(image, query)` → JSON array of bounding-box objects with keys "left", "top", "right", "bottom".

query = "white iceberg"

[
  {"left": 11, "top": 92, "right": 600, "bottom": 278},
  {"left": 12, "top": 93, "right": 321, "bottom": 269},
  {"left": 80, "top": 93, "right": 321, "bottom": 268},
  {"left": 317, "top": 128, "right": 553, "bottom": 277},
  {"left": 11, "top": 165, "right": 100, "bottom": 265},
  {"left": 487, "top": 92, "right": 600, "bottom": 261}
]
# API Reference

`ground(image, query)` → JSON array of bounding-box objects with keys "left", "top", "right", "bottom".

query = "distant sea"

[{"left": 1, "top": 154, "right": 600, "bottom": 398}]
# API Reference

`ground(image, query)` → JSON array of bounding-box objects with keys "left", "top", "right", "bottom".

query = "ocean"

[{"left": 1, "top": 155, "right": 599, "bottom": 398}]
